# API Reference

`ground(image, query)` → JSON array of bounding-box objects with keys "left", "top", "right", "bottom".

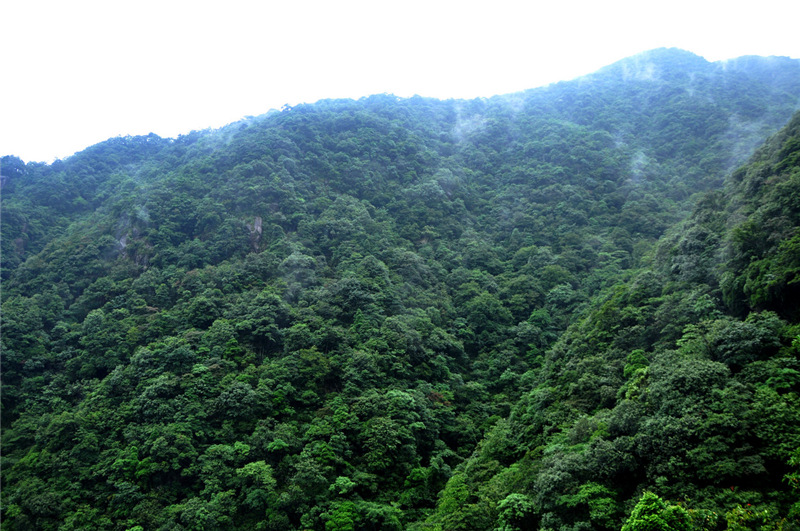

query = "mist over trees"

[{"left": 2, "top": 48, "right": 800, "bottom": 530}]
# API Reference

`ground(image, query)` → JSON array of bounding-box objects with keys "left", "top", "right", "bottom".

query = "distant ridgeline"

[{"left": 2, "top": 48, "right": 800, "bottom": 530}]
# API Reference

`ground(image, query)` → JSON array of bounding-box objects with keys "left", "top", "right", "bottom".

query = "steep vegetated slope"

[
  {"left": 423, "top": 112, "right": 800, "bottom": 530},
  {"left": 1, "top": 49, "right": 799, "bottom": 530}
]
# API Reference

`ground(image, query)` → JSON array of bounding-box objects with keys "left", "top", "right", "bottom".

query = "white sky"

[{"left": 2, "top": 0, "right": 800, "bottom": 163}]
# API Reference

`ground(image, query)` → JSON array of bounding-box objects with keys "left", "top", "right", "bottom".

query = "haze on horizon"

[{"left": 3, "top": 0, "right": 800, "bottom": 164}]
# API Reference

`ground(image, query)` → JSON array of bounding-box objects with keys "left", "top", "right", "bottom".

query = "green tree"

[{"left": 621, "top": 492, "right": 691, "bottom": 531}]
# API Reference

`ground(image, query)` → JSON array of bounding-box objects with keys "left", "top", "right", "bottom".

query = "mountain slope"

[
  {"left": 2, "top": 49, "right": 800, "bottom": 530},
  {"left": 423, "top": 111, "right": 800, "bottom": 530}
]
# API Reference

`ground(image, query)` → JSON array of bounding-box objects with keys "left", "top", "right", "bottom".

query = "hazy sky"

[{"left": 3, "top": 0, "right": 800, "bottom": 163}]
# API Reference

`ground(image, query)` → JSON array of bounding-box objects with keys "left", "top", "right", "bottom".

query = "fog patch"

[
  {"left": 685, "top": 72, "right": 698, "bottom": 97},
  {"left": 451, "top": 104, "right": 486, "bottom": 143},
  {"left": 724, "top": 113, "right": 769, "bottom": 171},
  {"left": 628, "top": 150, "right": 650, "bottom": 184},
  {"left": 621, "top": 60, "right": 658, "bottom": 82},
  {"left": 501, "top": 93, "right": 526, "bottom": 115},
  {"left": 134, "top": 205, "right": 150, "bottom": 223}
]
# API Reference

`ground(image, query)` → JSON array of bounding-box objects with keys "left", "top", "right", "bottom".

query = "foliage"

[
  {"left": 2, "top": 49, "right": 800, "bottom": 529},
  {"left": 621, "top": 492, "right": 691, "bottom": 531}
]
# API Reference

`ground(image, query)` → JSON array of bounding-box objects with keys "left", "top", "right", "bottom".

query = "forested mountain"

[{"left": 1, "top": 48, "right": 799, "bottom": 530}]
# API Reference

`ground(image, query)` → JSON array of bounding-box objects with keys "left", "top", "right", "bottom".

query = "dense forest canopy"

[{"left": 2, "top": 48, "right": 800, "bottom": 530}]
